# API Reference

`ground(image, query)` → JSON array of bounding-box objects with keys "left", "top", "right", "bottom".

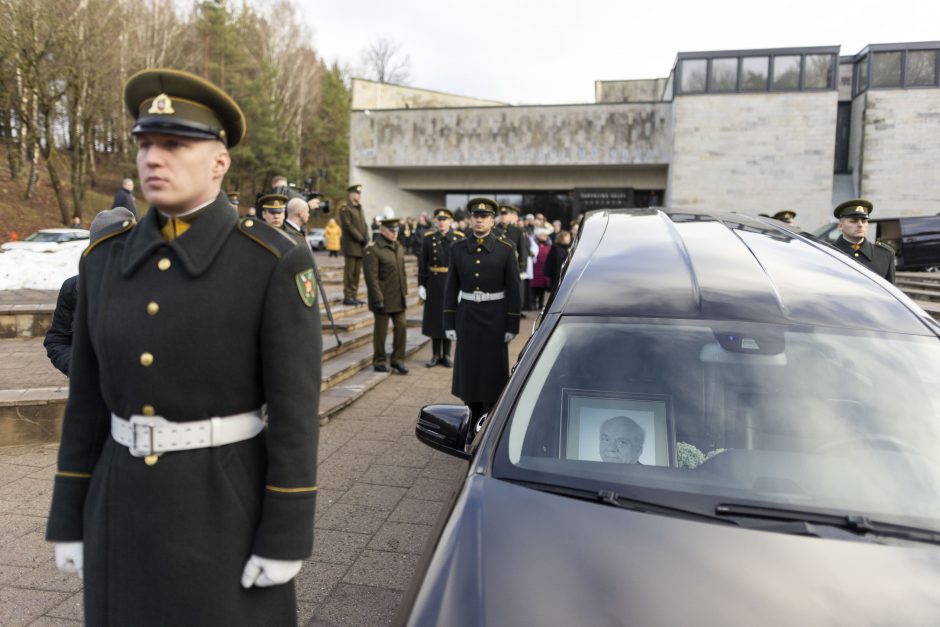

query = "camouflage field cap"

[{"left": 124, "top": 68, "right": 246, "bottom": 147}]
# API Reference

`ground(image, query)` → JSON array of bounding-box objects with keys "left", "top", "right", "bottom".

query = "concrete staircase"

[
  {"left": 896, "top": 271, "right": 940, "bottom": 321},
  {"left": 0, "top": 254, "right": 431, "bottom": 446}
]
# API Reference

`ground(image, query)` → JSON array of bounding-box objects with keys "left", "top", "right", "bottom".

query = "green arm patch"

[{"left": 295, "top": 268, "right": 317, "bottom": 307}]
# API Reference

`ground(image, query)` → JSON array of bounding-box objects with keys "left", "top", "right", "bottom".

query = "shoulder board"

[
  {"left": 453, "top": 230, "right": 465, "bottom": 238},
  {"left": 424, "top": 230, "right": 435, "bottom": 237},
  {"left": 83, "top": 218, "right": 135, "bottom": 257},
  {"left": 875, "top": 241, "right": 896, "bottom": 253},
  {"left": 237, "top": 217, "right": 297, "bottom": 258},
  {"left": 497, "top": 237, "right": 515, "bottom": 249}
]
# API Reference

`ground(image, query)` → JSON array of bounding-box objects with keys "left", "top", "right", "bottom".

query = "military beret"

[
  {"left": 834, "top": 199, "right": 873, "bottom": 219},
  {"left": 499, "top": 204, "right": 521, "bottom": 215},
  {"left": 433, "top": 208, "right": 455, "bottom": 220},
  {"left": 124, "top": 68, "right": 246, "bottom": 147},
  {"left": 773, "top": 210, "right": 796, "bottom": 222},
  {"left": 348, "top": 184, "right": 363, "bottom": 194},
  {"left": 258, "top": 193, "right": 288, "bottom": 212},
  {"left": 380, "top": 218, "right": 401, "bottom": 228},
  {"left": 467, "top": 197, "right": 498, "bottom": 215}
]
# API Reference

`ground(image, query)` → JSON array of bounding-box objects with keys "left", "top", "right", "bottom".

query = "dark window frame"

[{"left": 853, "top": 43, "right": 940, "bottom": 95}]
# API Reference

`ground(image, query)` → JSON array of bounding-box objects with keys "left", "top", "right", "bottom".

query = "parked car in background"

[
  {"left": 401, "top": 208, "right": 940, "bottom": 627},
  {"left": 306, "top": 227, "right": 326, "bottom": 250},
  {"left": 1, "top": 228, "right": 90, "bottom": 252},
  {"left": 813, "top": 214, "right": 940, "bottom": 271}
]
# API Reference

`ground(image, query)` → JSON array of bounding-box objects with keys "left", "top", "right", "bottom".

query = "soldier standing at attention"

[
  {"left": 832, "top": 199, "right": 896, "bottom": 284},
  {"left": 444, "top": 198, "right": 523, "bottom": 421},
  {"left": 419, "top": 208, "right": 463, "bottom": 368},
  {"left": 258, "top": 192, "right": 288, "bottom": 228},
  {"left": 339, "top": 184, "right": 368, "bottom": 305},
  {"left": 46, "top": 69, "right": 322, "bottom": 626},
  {"left": 496, "top": 203, "right": 530, "bottom": 279},
  {"left": 364, "top": 218, "right": 409, "bottom": 374}
]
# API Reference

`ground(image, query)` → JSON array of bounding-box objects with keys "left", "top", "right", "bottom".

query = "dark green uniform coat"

[
  {"left": 834, "top": 236, "right": 896, "bottom": 284},
  {"left": 338, "top": 202, "right": 368, "bottom": 257},
  {"left": 444, "top": 232, "right": 522, "bottom": 403},
  {"left": 419, "top": 228, "right": 464, "bottom": 338},
  {"left": 46, "top": 195, "right": 322, "bottom": 626},
  {"left": 363, "top": 236, "right": 407, "bottom": 313},
  {"left": 495, "top": 222, "right": 529, "bottom": 273}
]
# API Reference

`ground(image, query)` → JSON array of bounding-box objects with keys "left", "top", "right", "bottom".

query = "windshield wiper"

[
  {"left": 716, "top": 503, "right": 940, "bottom": 546},
  {"left": 507, "top": 479, "right": 738, "bottom": 526}
]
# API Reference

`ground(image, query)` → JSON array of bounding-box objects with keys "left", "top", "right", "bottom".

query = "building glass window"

[
  {"left": 871, "top": 51, "right": 902, "bottom": 87},
  {"left": 906, "top": 50, "right": 938, "bottom": 86},
  {"left": 804, "top": 54, "right": 834, "bottom": 89},
  {"left": 741, "top": 56, "right": 769, "bottom": 91},
  {"left": 680, "top": 59, "right": 707, "bottom": 93},
  {"left": 855, "top": 56, "right": 869, "bottom": 94},
  {"left": 710, "top": 58, "right": 738, "bottom": 92},
  {"left": 773, "top": 55, "right": 801, "bottom": 90}
]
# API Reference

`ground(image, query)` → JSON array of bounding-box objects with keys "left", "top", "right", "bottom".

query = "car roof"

[
  {"left": 553, "top": 208, "right": 937, "bottom": 335},
  {"left": 36, "top": 228, "right": 89, "bottom": 234}
]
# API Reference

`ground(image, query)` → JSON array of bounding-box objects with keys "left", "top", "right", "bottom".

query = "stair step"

[{"left": 321, "top": 329, "right": 429, "bottom": 391}]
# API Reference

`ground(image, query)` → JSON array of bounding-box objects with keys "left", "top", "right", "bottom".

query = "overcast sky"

[{"left": 302, "top": 0, "right": 940, "bottom": 104}]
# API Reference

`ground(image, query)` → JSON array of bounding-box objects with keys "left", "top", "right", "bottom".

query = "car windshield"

[
  {"left": 499, "top": 318, "right": 940, "bottom": 525},
  {"left": 24, "top": 232, "right": 62, "bottom": 242}
]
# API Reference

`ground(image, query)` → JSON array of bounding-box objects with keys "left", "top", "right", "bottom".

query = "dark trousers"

[
  {"left": 328, "top": 250, "right": 338, "bottom": 257},
  {"left": 522, "top": 279, "right": 533, "bottom": 310},
  {"left": 431, "top": 338, "right": 452, "bottom": 358},
  {"left": 373, "top": 310, "right": 407, "bottom": 366},
  {"left": 532, "top": 287, "right": 548, "bottom": 311},
  {"left": 343, "top": 256, "right": 362, "bottom": 300}
]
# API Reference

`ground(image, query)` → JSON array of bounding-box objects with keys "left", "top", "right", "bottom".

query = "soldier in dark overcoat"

[
  {"left": 444, "top": 198, "right": 522, "bottom": 420},
  {"left": 363, "top": 218, "right": 409, "bottom": 374},
  {"left": 338, "top": 184, "right": 369, "bottom": 305},
  {"left": 831, "top": 199, "right": 896, "bottom": 284},
  {"left": 496, "top": 203, "right": 530, "bottom": 277},
  {"left": 45, "top": 69, "right": 322, "bottom": 626},
  {"left": 419, "top": 208, "right": 464, "bottom": 367}
]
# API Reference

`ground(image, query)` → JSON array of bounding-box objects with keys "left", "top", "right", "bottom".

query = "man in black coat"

[
  {"left": 832, "top": 199, "right": 896, "bottom": 284},
  {"left": 419, "top": 208, "right": 464, "bottom": 367},
  {"left": 444, "top": 198, "right": 522, "bottom": 421},
  {"left": 46, "top": 69, "right": 322, "bottom": 626},
  {"left": 111, "top": 177, "right": 139, "bottom": 219}
]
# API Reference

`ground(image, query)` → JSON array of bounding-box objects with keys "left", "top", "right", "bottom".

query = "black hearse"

[{"left": 400, "top": 208, "right": 940, "bottom": 627}]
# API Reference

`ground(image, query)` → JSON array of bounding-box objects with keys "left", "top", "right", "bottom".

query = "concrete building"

[{"left": 348, "top": 42, "right": 940, "bottom": 230}]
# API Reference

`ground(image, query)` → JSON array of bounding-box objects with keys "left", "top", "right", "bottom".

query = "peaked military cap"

[
  {"left": 773, "top": 210, "right": 796, "bottom": 222},
  {"left": 834, "top": 199, "right": 873, "bottom": 219},
  {"left": 467, "top": 197, "right": 498, "bottom": 215},
  {"left": 258, "top": 193, "right": 288, "bottom": 212},
  {"left": 348, "top": 184, "right": 363, "bottom": 194},
  {"left": 499, "top": 204, "right": 521, "bottom": 215},
  {"left": 380, "top": 218, "right": 401, "bottom": 228},
  {"left": 124, "top": 68, "right": 246, "bottom": 147},
  {"left": 227, "top": 191, "right": 240, "bottom": 204},
  {"left": 433, "top": 208, "right": 455, "bottom": 220}
]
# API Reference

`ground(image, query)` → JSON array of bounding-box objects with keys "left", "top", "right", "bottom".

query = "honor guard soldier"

[
  {"left": 339, "top": 184, "right": 369, "bottom": 305},
  {"left": 496, "top": 203, "right": 530, "bottom": 278},
  {"left": 773, "top": 210, "right": 797, "bottom": 225},
  {"left": 258, "top": 192, "right": 287, "bottom": 228},
  {"left": 444, "top": 198, "right": 523, "bottom": 421},
  {"left": 283, "top": 196, "right": 311, "bottom": 244},
  {"left": 363, "top": 218, "right": 409, "bottom": 374},
  {"left": 419, "top": 208, "right": 464, "bottom": 367},
  {"left": 46, "top": 69, "right": 322, "bottom": 626},
  {"left": 832, "top": 199, "right": 896, "bottom": 284}
]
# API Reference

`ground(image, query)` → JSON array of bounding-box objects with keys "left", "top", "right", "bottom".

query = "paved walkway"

[{"left": 0, "top": 334, "right": 530, "bottom": 626}]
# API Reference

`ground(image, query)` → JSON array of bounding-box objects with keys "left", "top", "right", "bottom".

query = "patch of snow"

[{"left": 0, "top": 244, "right": 85, "bottom": 290}]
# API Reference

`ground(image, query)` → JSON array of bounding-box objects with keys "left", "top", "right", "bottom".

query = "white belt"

[
  {"left": 459, "top": 290, "right": 505, "bottom": 303},
  {"left": 111, "top": 410, "right": 264, "bottom": 458}
]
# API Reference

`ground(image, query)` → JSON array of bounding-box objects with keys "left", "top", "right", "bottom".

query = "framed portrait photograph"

[{"left": 560, "top": 389, "right": 676, "bottom": 467}]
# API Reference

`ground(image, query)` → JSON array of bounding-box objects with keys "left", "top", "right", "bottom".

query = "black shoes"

[
  {"left": 440, "top": 356, "right": 453, "bottom": 368},
  {"left": 390, "top": 363, "right": 409, "bottom": 375},
  {"left": 425, "top": 356, "right": 441, "bottom": 368},
  {"left": 373, "top": 364, "right": 390, "bottom": 372},
  {"left": 343, "top": 297, "right": 358, "bottom": 306}
]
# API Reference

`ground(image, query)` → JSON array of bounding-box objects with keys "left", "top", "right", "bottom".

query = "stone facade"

[
  {"left": 668, "top": 91, "right": 837, "bottom": 227},
  {"left": 595, "top": 78, "right": 668, "bottom": 103},
  {"left": 351, "top": 79, "right": 506, "bottom": 111}
]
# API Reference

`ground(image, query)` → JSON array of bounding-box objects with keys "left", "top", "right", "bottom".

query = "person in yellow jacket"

[{"left": 325, "top": 217, "right": 342, "bottom": 257}]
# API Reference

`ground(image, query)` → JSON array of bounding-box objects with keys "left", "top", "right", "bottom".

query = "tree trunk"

[{"left": 41, "top": 113, "right": 72, "bottom": 224}]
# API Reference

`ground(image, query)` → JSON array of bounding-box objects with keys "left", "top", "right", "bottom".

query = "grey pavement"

[{"left": 0, "top": 333, "right": 531, "bottom": 626}]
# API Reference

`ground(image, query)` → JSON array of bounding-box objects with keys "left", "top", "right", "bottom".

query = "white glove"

[
  {"left": 417, "top": 285, "right": 427, "bottom": 301},
  {"left": 54, "top": 542, "right": 84, "bottom": 580},
  {"left": 241, "top": 555, "right": 303, "bottom": 588},
  {"left": 504, "top": 333, "right": 516, "bottom": 343},
  {"left": 445, "top": 329, "right": 457, "bottom": 341},
  {"left": 520, "top": 272, "right": 527, "bottom": 280}
]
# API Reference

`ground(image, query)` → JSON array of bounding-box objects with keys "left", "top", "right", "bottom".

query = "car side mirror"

[{"left": 415, "top": 404, "right": 472, "bottom": 460}]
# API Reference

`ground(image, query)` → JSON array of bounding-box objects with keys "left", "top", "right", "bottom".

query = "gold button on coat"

[
  {"left": 245, "top": 219, "right": 254, "bottom": 227},
  {"left": 147, "top": 302, "right": 159, "bottom": 316},
  {"left": 158, "top": 258, "right": 171, "bottom": 271},
  {"left": 140, "top": 352, "right": 154, "bottom": 367},
  {"left": 142, "top": 405, "right": 156, "bottom": 416}
]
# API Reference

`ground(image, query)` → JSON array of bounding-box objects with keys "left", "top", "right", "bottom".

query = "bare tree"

[{"left": 360, "top": 36, "right": 411, "bottom": 84}]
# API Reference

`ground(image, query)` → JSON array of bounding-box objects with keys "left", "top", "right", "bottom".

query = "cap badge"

[
  {"left": 477, "top": 203, "right": 485, "bottom": 210},
  {"left": 148, "top": 94, "right": 175, "bottom": 115},
  {"left": 857, "top": 206, "right": 868, "bottom": 214}
]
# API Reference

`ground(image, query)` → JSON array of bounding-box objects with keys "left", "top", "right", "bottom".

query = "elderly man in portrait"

[{"left": 599, "top": 415, "right": 645, "bottom": 464}]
